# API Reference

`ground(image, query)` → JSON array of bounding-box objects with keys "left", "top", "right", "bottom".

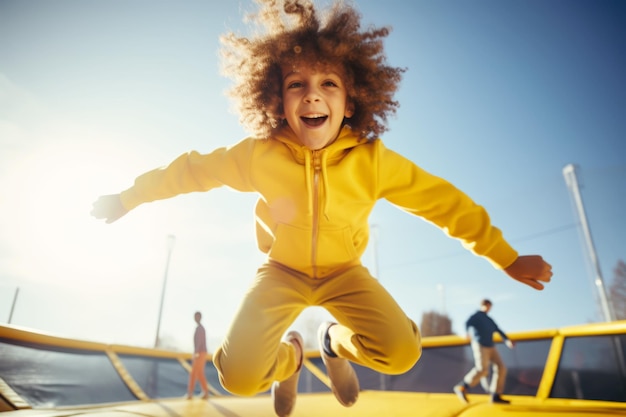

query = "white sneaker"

[
  {"left": 317, "top": 322, "right": 359, "bottom": 407},
  {"left": 271, "top": 331, "right": 304, "bottom": 417}
]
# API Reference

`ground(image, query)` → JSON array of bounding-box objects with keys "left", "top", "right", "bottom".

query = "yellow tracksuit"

[{"left": 120, "top": 126, "right": 518, "bottom": 395}]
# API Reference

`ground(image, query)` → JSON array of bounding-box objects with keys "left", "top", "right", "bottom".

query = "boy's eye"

[
  {"left": 323, "top": 80, "right": 338, "bottom": 87},
  {"left": 287, "top": 81, "right": 303, "bottom": 89}
]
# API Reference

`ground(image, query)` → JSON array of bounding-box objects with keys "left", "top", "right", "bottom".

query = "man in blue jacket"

[{"left": 454, "top": 299, "right": 514, "bottom": 404}]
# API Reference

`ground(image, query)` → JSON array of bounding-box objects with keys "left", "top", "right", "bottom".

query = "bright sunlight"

[{"left": 2, "top": 131, "right": 169, "bottom": 289}]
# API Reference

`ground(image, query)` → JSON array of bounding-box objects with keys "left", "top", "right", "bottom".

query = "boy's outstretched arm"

[
  {"left": 91, "top": 194, "right": 128, "bottom": 224},
  {"left": 504, "top": 255, "right": 552, "bottom": 290}
]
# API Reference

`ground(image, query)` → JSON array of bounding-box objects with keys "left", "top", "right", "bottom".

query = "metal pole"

[
  {"left": 562, "top": 164, "right": 615, "bottom": 322},
  {"left": 155, "top": 234, "right": 176, "bottom": 348},
  {"left": 8, "top": 287, "right": 19, "bottom": 324}
]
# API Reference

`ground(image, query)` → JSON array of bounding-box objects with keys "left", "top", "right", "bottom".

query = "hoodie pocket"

[{"left": 269, "top": 223, "right": 358, "bottom": 271}]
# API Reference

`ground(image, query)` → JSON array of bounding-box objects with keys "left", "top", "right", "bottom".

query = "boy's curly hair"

[{"left": 220, "top": 0, "right": 404, "bottom": 140}]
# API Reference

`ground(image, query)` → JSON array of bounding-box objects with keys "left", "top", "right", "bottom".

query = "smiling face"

[{"left": 281, "top": 63, "right": 353, "bottom": 150}]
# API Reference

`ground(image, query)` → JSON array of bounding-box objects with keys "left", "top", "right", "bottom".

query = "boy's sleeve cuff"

[
  {"left": 120, "top": 189, "right": 142, "bottom": 211},
  {"left": 483, "top": 242, "right": 518, "bottom": 270}
]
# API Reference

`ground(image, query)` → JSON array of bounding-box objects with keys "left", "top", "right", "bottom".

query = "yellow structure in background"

[{"left": 0, "top": 321, "right": 625, "bottom": 417}]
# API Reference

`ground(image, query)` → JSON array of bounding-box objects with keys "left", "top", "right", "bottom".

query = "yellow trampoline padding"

[{"left": 3, "top": 392, "right": 622, "bottom": 417}]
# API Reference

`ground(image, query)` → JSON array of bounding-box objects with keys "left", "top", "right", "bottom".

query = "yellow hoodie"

[{"left": 120, "top": 126, "right": 518, "bottom": 278}]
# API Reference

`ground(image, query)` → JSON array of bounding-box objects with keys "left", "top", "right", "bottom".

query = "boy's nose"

[{"left": 304, "top": 87, "right": 321, "bottom": 102}]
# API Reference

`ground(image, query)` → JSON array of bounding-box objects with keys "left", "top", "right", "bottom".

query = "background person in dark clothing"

[
  {"left": 454, "top": 299, "right": 514, "bottom": 404},
  {"left": 187, "top": 311, "right": 209, "bottom": 399}
]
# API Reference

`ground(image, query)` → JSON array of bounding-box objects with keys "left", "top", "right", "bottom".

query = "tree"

[
  {"left": 608, "top": 259, "right": 626, "bottom": 320},
  {"left": 420, "top": 310, "right": 453, "bottom": 336}
]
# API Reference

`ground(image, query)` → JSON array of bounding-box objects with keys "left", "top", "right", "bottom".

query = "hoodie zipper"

[{"left": 311, "top": 150, "right": 321, "bottom": 278}]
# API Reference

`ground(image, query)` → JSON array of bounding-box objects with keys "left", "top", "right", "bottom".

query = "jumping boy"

[{"left": 91, "top": 1, "right": 552, "bottom": 416}]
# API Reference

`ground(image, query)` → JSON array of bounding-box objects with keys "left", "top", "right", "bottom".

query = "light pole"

[
  {"left": 154, "top": 234, "right": 176, "bottom": 348},
  {"left": 563, "top": 164, "right": 615, "bottom": 322},
  {"left": 8, "top": 287, "right": 19, "bottom": 324}
]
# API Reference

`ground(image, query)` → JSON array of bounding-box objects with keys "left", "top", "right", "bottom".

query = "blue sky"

[{"left": 0, "top": 0, "right": 624, "bottom": 351}]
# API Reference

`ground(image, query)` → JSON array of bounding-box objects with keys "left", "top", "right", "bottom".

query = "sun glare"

[{"left": 3, "top": 136, "right": 168, "bottom": 288}]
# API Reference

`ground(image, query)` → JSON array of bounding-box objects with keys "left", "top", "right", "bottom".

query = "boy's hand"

[
  {"left": 504, "top": 255, "right": 552, "bottom": 290},
  {"left": 505, "top": 339, "right": 515, "bottom": 349},
  {"left": 91, "top": 194, "right": 128, "bottom": 223}
]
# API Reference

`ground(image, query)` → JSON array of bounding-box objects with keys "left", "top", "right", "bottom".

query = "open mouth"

[{"left": 301, "top": 115, "right": 328, "bottom": 127}]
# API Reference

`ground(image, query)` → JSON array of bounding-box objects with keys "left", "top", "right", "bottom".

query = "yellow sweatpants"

[{"left": 212, "top": 261, "right": 421, "bottom": 396}]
